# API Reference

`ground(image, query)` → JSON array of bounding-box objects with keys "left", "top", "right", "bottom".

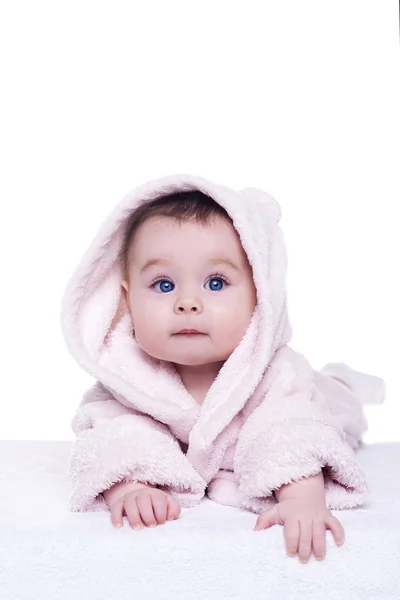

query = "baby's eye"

[
  {"left": 150, "top": 275, "right": 229, "bottom": 294},
  {"left": 206, "top": 277, "right": 225, "bottom": 292},
  {"left": 152, "top": 279, "right": 174, "bottom": 293}
]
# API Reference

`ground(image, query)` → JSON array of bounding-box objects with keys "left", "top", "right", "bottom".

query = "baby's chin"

[
  {"left": 159, "top": 352, "right": 219, "bottom": 366},
  {"left": 140, "top": 344, "right": 227, "bottom": 366},
  {"left": 134, "top": 333, "right": 235, "bottom": 364}
]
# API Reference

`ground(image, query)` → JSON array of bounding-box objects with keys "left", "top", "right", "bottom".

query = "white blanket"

[{"left": 1, "top": 440, "right": 399, "bottom": 600}]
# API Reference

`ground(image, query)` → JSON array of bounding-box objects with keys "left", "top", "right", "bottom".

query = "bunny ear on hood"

[
  {"left": 60, "top": 174, "right": 292, "bottom": 449},
  {"left": 239, "top": 187, "right": 282, "bottom": 223}
]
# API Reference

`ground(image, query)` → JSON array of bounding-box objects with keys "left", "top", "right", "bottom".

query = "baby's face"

[{"left": 121, "top": 216, "right": 257, "bottom": 367}]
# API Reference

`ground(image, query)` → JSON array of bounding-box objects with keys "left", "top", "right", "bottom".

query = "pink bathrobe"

[{"left": 60, "top": 174, "right": 370, "bottom": 514}]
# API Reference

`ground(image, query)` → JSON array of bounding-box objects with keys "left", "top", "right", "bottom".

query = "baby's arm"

[
  {"left": 69, "top": 381, "right": 202, "bottom": 512},
  {"left": 274, "top": 470, "right": 326, "bottom": 504},
  {"left": 255, "top": 470, "right": 345, "bottom": 563},
  {"left": 103, "top": 480, "right": 156, "bottom": 509}
]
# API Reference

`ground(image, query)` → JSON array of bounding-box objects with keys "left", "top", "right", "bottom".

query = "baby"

[{"left": 61, "top": 174, "right": 385, "bottom": 564}]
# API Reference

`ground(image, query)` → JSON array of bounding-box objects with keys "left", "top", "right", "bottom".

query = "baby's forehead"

[
  {"left": 127, "top": 215, "right": 250, "bottom": 270},
  {"left": 143, "top": 218, "right": 243, "bottom": 248},
  {"left": 135, "top": 217, "right": 235, "bottom": 246},
  {"left": 141, "top": 214, "right": 231, "bottom": 231}
]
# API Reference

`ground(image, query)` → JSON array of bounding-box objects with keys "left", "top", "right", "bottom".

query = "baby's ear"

[{"left": 239, "top": 187, "right": 281, "bottom": 223}]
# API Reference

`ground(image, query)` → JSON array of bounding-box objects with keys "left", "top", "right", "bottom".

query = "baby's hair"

[{"left": 120, "top": 190, "right": 232, "bottom": 282}]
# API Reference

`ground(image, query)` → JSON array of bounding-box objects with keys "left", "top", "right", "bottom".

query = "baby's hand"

[
  {"left": 254, "top": 498, "right": 345, "bottom": 563},
  {"left": 110, "top": 487, "right": 181, "bottom": 530}
]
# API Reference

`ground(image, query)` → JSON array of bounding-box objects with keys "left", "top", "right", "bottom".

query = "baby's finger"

[
  {"left": 151, "top": 494, "right": 168, "bottom": 525},
  {"left": 166, "top": 495, "right": 181, "bottom": 521},
  {"left": 110, "top": 498, "right": 124, "bottom": 528},
  {"left": 124, "top": 497, "right": 145, "bottom": 530},
  {"left": 284, "top": 519, "right": 300, "bottom": 557},
  {"left": 312, "top": 518, "right": 327, "bottom": 560},
  {"left": 326, "top": 515, "right": 345, "bottom": 546},
  {"left": 298, "top": 519, "right": 313, "bottom": 563},
  {"left": 136, "top": 493, "right": 157, "bottom": 527}
]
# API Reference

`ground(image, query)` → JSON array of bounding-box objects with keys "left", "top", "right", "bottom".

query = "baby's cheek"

[
  {"left": 220, "top": 317, "right": 247, "bottom": 347},
  {"left": 133, "top": 316, "right": 162, "bottom": 348}
]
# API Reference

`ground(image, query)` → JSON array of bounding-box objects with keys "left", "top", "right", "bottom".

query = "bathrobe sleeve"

[
  {"left": 233, "top": 347, "right": 368, "bottom": 510},
  {"left": 68, "top": 381, "right": 206, "bottom": 512}
]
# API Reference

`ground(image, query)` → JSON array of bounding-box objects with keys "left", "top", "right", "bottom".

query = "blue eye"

[
  {"left": 156, "top": 280, "right": 174, "bottom": 293},
  {"left": 150, "top": 274, "right": 229, "bottom": 293},
  {"left": 207, "top": 277, "right": 224, "bottom": 292}
]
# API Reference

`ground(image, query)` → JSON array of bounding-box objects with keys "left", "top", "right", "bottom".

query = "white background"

[{"left": 1, "top": 1, "right": 399, "bottom": 442}]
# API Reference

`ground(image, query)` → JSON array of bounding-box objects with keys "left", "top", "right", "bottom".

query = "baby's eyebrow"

[{"left": 139, "top": 258, "right": 241, "bottom": 274}]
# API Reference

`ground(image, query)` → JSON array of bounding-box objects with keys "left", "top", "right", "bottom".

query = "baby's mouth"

[{"left": 174, "top": 333, "right": 206, "bottom": 336}]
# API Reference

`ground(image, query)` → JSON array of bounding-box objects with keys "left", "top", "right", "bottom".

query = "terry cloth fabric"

[{"left": 60, "top": 174, "right": 384, "bottom": 513}]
